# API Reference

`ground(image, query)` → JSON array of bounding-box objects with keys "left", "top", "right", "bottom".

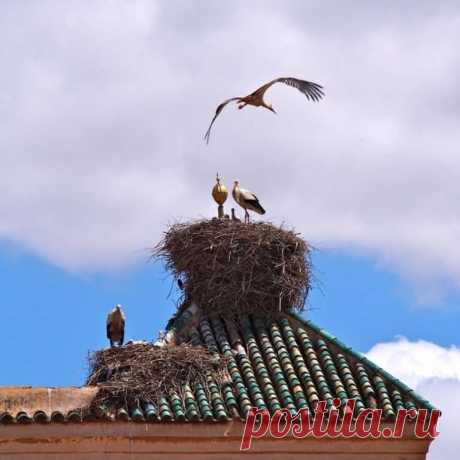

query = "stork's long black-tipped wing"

[
  {"left": 251, "top": 77, "right": 325, "bottom": 102},
  {"left": 277, "top": 77, "right": 324, "bottom": 101},
  {"left": 240, "top": 188, "right": 266, "bottom": 215},
  {"left": 204, "top": 97, "right": 241, "bottom": 144},
  {"left": 246, "top": 196, "right": 265, "bottom": 215}
]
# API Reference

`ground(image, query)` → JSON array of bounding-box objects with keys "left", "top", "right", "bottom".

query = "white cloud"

[
  {"left": 367, "top": 338, "right": 460, "bottom": 460},
  {"left": 0, "top": 1, "right": 460, "bottom": 296}
]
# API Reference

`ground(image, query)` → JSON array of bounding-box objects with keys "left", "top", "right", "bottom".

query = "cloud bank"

[
  {"left": 367, "top": 338, "right": 460, "bottom": 459},
  {"left": 1, "top": 1, "right": 459, "bottom": 295}
]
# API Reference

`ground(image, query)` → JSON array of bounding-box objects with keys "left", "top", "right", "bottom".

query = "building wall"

[{"left": 0, "top": 421, "right": 433, "bottom": 460}]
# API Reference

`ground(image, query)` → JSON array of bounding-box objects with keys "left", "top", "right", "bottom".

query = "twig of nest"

[
  {"left": 87, "top": 343, "right": 228, "bottom": 411},
  {"left": 153, "top": 219, "right": 312, "bottom": 318}
]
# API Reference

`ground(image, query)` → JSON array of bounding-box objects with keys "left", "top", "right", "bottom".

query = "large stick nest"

[
  {"left": 86, "top": 343, "right": 228, "bottom": 410},
  {"left": 153, "top": 219, "right": 312, "bottom": 317}
]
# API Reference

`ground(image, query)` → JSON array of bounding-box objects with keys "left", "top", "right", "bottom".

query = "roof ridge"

[{"left": 288, "top": 311, "right": 436, "bottom": 411}]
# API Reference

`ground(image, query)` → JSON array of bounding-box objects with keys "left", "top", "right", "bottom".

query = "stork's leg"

[
  {"left": 238, "top": 102, "right": 247, "bottom": 110},
  {"left": 245, "top": 210, "right": 249, "bottom": 223}
]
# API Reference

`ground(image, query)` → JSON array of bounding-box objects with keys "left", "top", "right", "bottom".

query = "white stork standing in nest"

[
  {"left": 106, "top": 304, "right": 125, "bottom": 348},
  {"left": 204, "top": 77, "right": 324, "bottom": 143},
  {"left": 232, "top": 181, "right": 265, "bottom": 223}
]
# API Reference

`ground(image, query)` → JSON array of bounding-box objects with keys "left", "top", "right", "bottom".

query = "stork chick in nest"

[
  {"left": 232, "top": 181, "right": 265, "bottom": 223},
  {"left": 106, "top": 304, "right": 125, "bottom": 348},
  {"left": 231, "top": 208, "right": 241, "bottom": 222}
]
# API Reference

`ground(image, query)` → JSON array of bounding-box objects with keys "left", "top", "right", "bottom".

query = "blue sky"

[{"left": 1, "top": 244, "right": 458, "bottom": 387}]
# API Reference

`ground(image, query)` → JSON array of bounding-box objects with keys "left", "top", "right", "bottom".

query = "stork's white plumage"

[
  {"left": 232, "top": 181, "right": 265, "bottom": 223},
  {"left": 106, "top": 304, "right": 125, "bottom": 348}
]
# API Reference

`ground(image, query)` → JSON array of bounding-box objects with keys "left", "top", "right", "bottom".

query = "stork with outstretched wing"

[{"left": 204, "top": 77, "right": 324, "bottom": 143}]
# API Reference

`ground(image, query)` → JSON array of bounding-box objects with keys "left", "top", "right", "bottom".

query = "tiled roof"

[{"left": 0, "top": 308, "right": 435, "bottom": 424}]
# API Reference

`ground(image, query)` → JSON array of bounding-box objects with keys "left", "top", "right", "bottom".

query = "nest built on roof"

[
  {"left": 85, "top": 218, "right": 312, "bottom": 415},
  {"left": 87, "top": 343, "right": 229, "bottom": 413},
  {"left": 153, "top": 218, "right": 312, "bottom": 318}
]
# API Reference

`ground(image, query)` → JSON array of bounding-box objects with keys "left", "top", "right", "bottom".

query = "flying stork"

[
  {"left": 232, "top": 181, "right": 265, "bottom": 223},
  {"left": 204, "top": 77, "right": 324, "bottom": 143}
]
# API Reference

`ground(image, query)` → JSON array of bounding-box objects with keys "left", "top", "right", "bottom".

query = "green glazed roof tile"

[
  {"left": 335, "top": 353, "right": 366, "bottom": 412},
  {"left": 373, "top": 375, "right": 395, "bottom": 419},
  {"left": 269, "top": 323, "right": 309, "bottom": 411},
  {"left": 391, "top": 389, "right": 405, "bottom": 412},
  {"left": 355, "top": 363, "right": 379, "bottom": 409},
  {"left": 279, "top": 318, "right": 320, "bottom": 410},
  {"left": 158, "top": 397, "right": 173, "bottom": 421},
  {"left": 188, "top": 327, "right": 203, "bottom": 346},
  {"left": 253, "top": 317, "right": 298, "bottom": 415},
  {"left": 209, "top": 317, "right": 253, "bottom": 416},
  {"left": 16, "top": 411, "right": 32, "bottom": 424},
  {"left": 316, "top": 339, "right": 350, "bottom": 405},
  {"left": 170, "top": 393, "right": 186, "bottom": 421},
  {"left": 235, "top": 353, "right": 267, "bottom": 410},
  {"left": 116, "top": 408, "right": 130, "bottom": 422},
  {"left": 297, "top": 327, "right": 335, "bottom": 406},
  {"left": 404, "top": 398, "right": 418, "bottom": 411},
  {"left": 33, "top": 410, "right": 49, "bottom": 424},
  {"left": 143, "top": 402, "right": 158, "bottom": 421},
  {"left": 66, "top": 410, "right": 83, "bottom": 423},
  {"left": 50, "top": 411, "right": 66, "bottom": 423},
  {"left": 130, "top": 406, "right": 144, "bottom": 422},
  {"left": 208, "top": 380, "right": 228, "bottom": 420},
  {"left": 194, "top": 383, "right": 214, "bottom": 420},
  {"left": 0, "top": 412, "right": 15, "bottom": 424}
]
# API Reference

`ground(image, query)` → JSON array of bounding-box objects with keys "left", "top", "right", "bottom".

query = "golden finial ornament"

[{"left": 212, "top": 173, "right": 228, "bottom": 218}]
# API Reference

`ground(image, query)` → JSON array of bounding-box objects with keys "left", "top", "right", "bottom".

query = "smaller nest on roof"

[
  {"left": 153, "top": 218, "right": 312, "bottom": 318},
  {"left": 86, "top": 343, "right": 228, "bottom": 411}
]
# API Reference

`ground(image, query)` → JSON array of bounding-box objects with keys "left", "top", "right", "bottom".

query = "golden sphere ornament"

[{"left": 212, "top": 173, "right": 228, "bottom": 217}]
